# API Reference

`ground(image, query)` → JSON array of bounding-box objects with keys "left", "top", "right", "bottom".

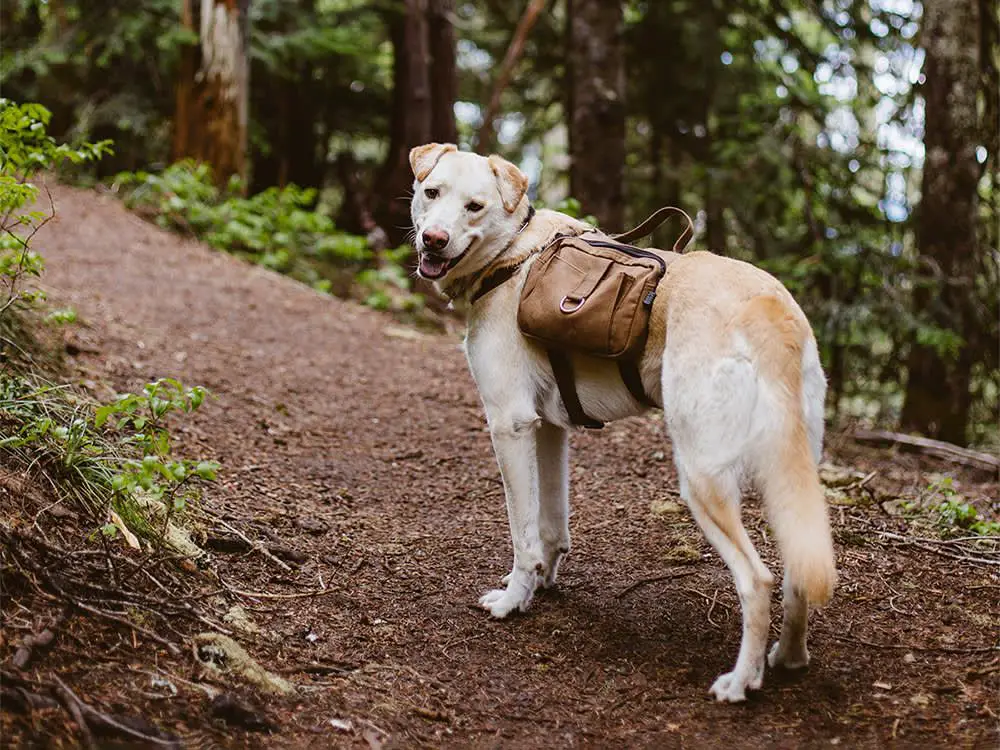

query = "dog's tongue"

[{"left": 419, "top": 255, "right": 449, "bottom": 279}]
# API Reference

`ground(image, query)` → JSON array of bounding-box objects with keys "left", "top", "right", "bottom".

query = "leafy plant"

[
  {"left": 113, "top": 161, "right": 373, "bottom": 291},
  {"left": 0, "top": 99, "right": 111, "bottom": 320},
  {"left": 0, "top": 100, "right": 216, "bottom": 547},
  {"left": 928, "top": 479, "right": 1000, "bottom": 537}
]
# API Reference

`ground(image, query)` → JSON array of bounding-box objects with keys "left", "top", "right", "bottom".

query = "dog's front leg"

[
  {"left": 536, "top": 422, "right": 570, "bottom": 588},
  {"left": 479, "top": 413, "right": 546, "bottom": 618}
]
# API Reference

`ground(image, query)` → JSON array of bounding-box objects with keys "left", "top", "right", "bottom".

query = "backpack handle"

[{"left": 612, "top": 206, "right": 694, "bottom": 252}]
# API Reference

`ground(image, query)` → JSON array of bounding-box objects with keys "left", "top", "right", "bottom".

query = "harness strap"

[
  {"left": 547, "top": 349, "right": 604, "bottom": 429},
  {"left": 612, "top": 206, "right": 694, "bottom": 251},
  {"left": 618, "top": 359, "right": 658, "bottom": 408},
  {"left": 470, "top": 261, "right": 524, "bottom": 306}
]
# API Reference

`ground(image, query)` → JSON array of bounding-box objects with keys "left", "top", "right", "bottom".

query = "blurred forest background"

[{"left": 1, "top": 0, "right": 997, "bottom": 448}]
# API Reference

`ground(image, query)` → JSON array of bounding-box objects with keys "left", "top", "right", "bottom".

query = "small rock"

[
  {"left": 873, "top": 680, "right": 892, "bottom": 691},
  {"left": 902, "top": 652, "right": 916, "bottom": 664},
  {"left": 222, "top": 606, "right": 260, "bottom": 636},
  {"left": 295, "top": 517, "right": 328, "bottom": 535},
  {"left": 329, "top": 718, "right": 353, "bottom": 732},
  {"left": 210, "top": 693, "right": 277, "bottom": 732},
  {"left": 651, "top": 499, "right": 683, "bottom": 516},
  {"left": 818, "top": 462, "right": 864, "bottom": 487}
]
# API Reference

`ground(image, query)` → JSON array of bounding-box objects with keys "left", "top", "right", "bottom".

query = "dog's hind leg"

[
  {"left": 766, "top": 338, "right": 832, "bottom": 671},
  {"left": 677, "top": 462, "right": 774, "bottom": 703},
  {"left": 479, "top": 412, "right": 546, "bottom": 618},
  {"left": 536, "top": 422, "right": 570, "bottom": 588}
]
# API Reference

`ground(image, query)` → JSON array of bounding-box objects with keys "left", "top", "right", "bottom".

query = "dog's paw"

[
  {"left": 709, "top": 668, "right": 763, "bottom": 703},
  {"left": 478, "top": 587, "right": 532, "bottom": 618},
  {"left": 767, "top": 640, "right": 810, "bottom": 670}
]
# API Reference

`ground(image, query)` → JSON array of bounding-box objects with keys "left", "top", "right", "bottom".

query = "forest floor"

[{"left": 2, "top": 182, "right": 998, "bottom": 749}]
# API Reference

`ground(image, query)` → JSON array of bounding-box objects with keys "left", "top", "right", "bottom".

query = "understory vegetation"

[
  {"left": 1, "top": 99, "right": 216, "bottom": 547},
  {"left": 112, "top": 161, "right": 426, "bottom": 316}
]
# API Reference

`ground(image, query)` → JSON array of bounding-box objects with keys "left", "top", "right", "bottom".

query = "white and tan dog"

[{"left": 409, "top": 143, "right": 836, "bottom": 703}]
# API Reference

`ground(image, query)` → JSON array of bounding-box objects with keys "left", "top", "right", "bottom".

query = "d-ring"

[{"left": 560, "top": 295, "right": 586, "bottom": 313}]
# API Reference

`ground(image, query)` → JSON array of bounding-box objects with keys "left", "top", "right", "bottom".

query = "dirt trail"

[{"left": 20, "top": 183, "right": 999, "bottom": 748}]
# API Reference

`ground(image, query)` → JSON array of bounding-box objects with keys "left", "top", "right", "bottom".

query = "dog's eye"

[
  {"left": 424, "top": 188, "right": 439, "bottom": 200},
  {"left": 465, "top": 201, "right": 484, "bottom": 213}
]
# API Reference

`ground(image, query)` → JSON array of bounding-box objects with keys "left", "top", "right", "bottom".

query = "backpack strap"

[
  {"left": 618, "top": 359, "right": 658, "bottom": 408},
  {"left": 612, "top": 206, "right": 694, "bottom": 251},
  {"left": 547, "top": 349, "right": 604, "bottom": 429}
]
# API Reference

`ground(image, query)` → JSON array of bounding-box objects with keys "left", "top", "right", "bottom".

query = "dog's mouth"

[{"left": 417, "top": 240, "right": 475, "bottom": 280}]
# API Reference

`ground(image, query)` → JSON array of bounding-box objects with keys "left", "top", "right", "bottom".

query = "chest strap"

[{"left": 547, "top": 350, "right": 657, "bottom": 429}]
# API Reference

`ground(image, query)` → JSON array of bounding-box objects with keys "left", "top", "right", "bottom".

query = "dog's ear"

[
  {"left": 488, "top": 155, "right": 529, "bottom": 213},
  {"left": 409, "top": 143, "right": 457, "bottom": 182}
]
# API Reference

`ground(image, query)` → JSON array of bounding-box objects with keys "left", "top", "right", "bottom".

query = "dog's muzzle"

[{"left": 417, "top": 240, "right": 474, "bottom": 280}]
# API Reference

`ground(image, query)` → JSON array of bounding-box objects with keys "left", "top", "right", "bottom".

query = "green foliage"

[
  {"left": 0, "top": 101, "right": 215, "bottom": 546},
  {"left": 1, "top": 376, "right": 218, "bottom": 535},
  {"left": 356, "top": 245, "right": 425, "bottom": 314},
  {"left": 114, "top": 161, "right": 372, "bottom": 291},
  {"left": 0, "top": 99, "right": 111, "bottom": 319},
  {"left": 94, "top": 379, "right": 218, "bottom": 507},
  {"left": 925, "top": 478, "right": 1000, "bottom": 537}
]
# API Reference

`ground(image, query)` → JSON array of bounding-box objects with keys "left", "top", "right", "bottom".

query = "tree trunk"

[
  {"left": 173, "top": 0, "right": 251, "bottom": 188},
  {"left": 375, "top": 0, "right": 447, "bottom": 246},
  {"left": 428, "top": 0, "right": 458, "bottom": 144},
  {"left": 566, "top": 0, "right": 626, "bottom": 230},
  {"left": 899, "top": 0, "right": 981, "bottom": 445}
]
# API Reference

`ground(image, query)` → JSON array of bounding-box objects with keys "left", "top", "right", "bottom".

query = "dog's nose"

[{"left": 421, "top": 228, "right": 450, "bottom": 251}]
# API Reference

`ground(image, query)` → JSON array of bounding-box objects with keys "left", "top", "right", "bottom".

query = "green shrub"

[{"left": 113, "top": 161, "right": 373, "bottom": 291}]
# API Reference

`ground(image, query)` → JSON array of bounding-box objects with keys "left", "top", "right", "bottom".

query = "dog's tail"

[{"left": 739, "top": 296, "right": 836, "bottom": 607}]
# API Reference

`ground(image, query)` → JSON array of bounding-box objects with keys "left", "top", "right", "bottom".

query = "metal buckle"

[{"left": 559, "top": 295, "right": 586, "bottom": 313}]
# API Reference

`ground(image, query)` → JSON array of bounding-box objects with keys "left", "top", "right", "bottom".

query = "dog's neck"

[{"left": 439, "top": 205, "right": 592, "bottom": 307}]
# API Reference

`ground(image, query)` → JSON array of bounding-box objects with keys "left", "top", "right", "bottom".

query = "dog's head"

[{"left": 409, "top": 143, "right": 529, "bottom": 282}]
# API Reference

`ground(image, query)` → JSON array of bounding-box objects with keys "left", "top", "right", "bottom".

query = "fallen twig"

[
  {"left": 53, "top": 675, "right": 179, "bottom": 747},
  {"left": 831, "top": 633, "right": 998, "bottom": 655},
  {"left": 853, "top": 429, "right": 1000, "bottom": 473},
  {"left": 209, "top": 515, "right": 293, "bottom": 573},
  {"left": 72, "top": 601, "right": 181, "bottom": 656},
  {"left": 222, "top": 584, "right": 334, "bottom": 600},
  {"left": 614, "top": 569, "right": 698, "bottom": 599},
  {"left": 54, "top": 677, "right": 98, "bottom": 750},
  {"left": 873, "top": 531, "right": 1000, "bottom": 567}
]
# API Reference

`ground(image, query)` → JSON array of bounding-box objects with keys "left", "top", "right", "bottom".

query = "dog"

[{"left": 408, "top": 142, "right": 836, "bottom": 703}]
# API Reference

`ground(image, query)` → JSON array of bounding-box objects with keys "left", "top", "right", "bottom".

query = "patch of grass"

[{"left": 1, "top": 374, "right": 218, "bottom": 544}]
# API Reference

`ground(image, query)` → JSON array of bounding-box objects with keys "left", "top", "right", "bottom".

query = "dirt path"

[{"left": 24, "top": 183, "right": 999, "bottom": 748}]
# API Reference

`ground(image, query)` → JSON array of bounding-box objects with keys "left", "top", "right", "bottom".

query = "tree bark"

[
  {"left": 375, "top": 0, "right": 435, "bottom": 244},
  {"left": 173, "top": 0, "right": 251, "bottom": 188},
  {"left": 428, "top": 0, "right": 458, "bottom": 144},
  {"left": 566, "top": 0, "right": 626, "bottom": 231},
  {"left": 900, "top": 0, "right": 981, "bottom": 445}
]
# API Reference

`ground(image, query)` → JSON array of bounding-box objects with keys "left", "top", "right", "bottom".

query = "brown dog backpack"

[{"left": 517, "top": 206, "right": 694, "bottom": 427}]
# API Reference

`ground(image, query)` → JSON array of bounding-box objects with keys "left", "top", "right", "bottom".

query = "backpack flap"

[{"left": 518, "top": 234, "right": 664, "bottom": 358}]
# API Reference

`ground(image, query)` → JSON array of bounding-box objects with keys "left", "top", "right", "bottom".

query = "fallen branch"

[
  {"left": 53, "top": 675, "right": 180, "bottom": 747},
  {"left": 615, "top": 569, "right": 698, "bottom": 599},
  {"left": 873, "top": 531, "right": 1000, "bottom": 567},
  {"left": 853, "top": 429, "right": 1000, "bottom": 473},
  {"left": 209, "top": 515, "right": 293, "bottom": 573},
  {"left": 831, "top": 632, "right": 998, "bottom": 655}
]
